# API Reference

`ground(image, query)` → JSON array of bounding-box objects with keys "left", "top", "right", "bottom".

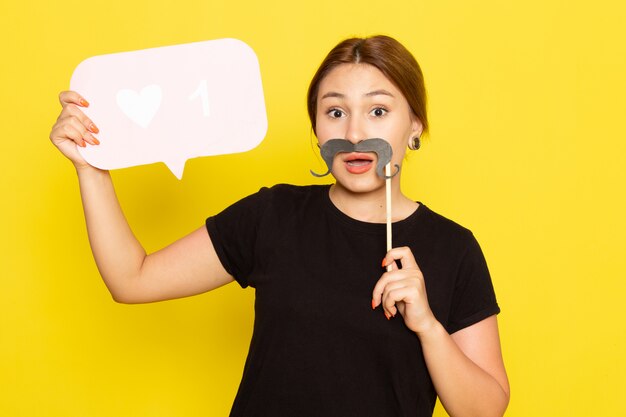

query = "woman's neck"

[{"left": 328, "top": 181, "right": 418, "bottom": 223}]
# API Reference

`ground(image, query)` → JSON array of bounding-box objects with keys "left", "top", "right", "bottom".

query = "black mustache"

[{"left": 310, "top": 138, "right": 400, "bottom": 179}]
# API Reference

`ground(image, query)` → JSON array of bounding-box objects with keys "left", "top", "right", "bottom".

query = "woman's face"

[{"left": 315, "top": 63, "right": 422, "bottom": 193}]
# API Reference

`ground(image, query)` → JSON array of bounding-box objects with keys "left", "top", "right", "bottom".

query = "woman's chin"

[{"left": 332, "top": 175, "right": 386, "bottom": 195}]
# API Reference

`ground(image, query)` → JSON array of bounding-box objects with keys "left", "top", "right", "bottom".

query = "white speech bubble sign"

[{"left": 70, "top": 38, "right": 267, "bottom": 179}]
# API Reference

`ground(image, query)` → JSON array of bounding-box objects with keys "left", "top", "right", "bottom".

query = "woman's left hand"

[{"left": 371, "top": 246, "right": 438, "bottom": 335}]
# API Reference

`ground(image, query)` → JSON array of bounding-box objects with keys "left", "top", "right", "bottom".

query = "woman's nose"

[{"left": 344, "top": 115, "right": 366, "bottom": 144}]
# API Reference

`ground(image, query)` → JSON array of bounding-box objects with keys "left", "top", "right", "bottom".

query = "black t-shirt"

[{"left": 206, "top": 184, "right": 500, "bottom": 417}]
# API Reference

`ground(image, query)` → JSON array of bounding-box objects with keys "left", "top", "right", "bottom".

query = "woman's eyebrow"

[
  {"left": 365, "top": 89, "right": 394, "bottom": 97},
  {"left": 320, "top": 90, "right": 395, "bottom": 100},
  {"left": 320, "top": 91, "right": 344, "bottom": 100}
]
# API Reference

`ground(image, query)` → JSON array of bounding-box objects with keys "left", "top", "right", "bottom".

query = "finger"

[
  {"left": 51, "top": 123, "right": 87, "bottom": 147},
  {"left": 381, "top": 256, "right": 398, "bottom": 271},
  {"left": 372, "top": 271, "right": 392, "bottom": 309},
  {"left": 64, "top": 104, "right": 100, "bottom": 134},
  {"left": 52, "top": 117, "right": 98, "bottom": 147},
  {"left": 381, "top": 281, "right": 407, "bottom": 317},
  {"left": 371, "top": 268, "right": 413, "bottom": 309},
  {"left": 59, "top": 90, "right": 89, "bottom": 108},
  {"left": 381, "top": 278, "right": 418, "bottom": 316},
  {"left": 383, "top": 286, "right": 418, "bottom": 318},
  {"left": 68, "top": 118, "right": 99, "bottom": 146},
  {"left": 384, "top": 246, "right": 419, "bottom": 270},
  {"left": 83, "top": 131, "right": 100, "bottom": 146}
]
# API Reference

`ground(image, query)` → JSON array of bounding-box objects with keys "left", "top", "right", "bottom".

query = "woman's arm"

[
  {"left": 77, "top": 168, "right": 233, "bottom": 303},
  {"left": 419, "top": 315, "right": 509, "bottom": 417},
  {"left": 373, "top": 247, "right": 509, "bottom": 417},
  {"left": 51, "top": 91, "right": 233, "bottom": 304}
]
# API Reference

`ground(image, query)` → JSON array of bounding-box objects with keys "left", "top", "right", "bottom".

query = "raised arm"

[
  {"left": 422, "top": 315, "right": 509, "bottom": 417},
  {"left": 374, "top": 247, "right": 509, "bottom": 417},
  {"left": 50, "top": 91, "right": 233, "bottom": 304}
]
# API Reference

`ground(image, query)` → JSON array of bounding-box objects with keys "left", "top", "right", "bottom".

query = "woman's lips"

[{"left": 342, "top": 152, "right": 374, "bottom": 174}]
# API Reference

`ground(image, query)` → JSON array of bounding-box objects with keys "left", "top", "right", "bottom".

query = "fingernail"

[
  {"left": 371, "top": 299, "right": 376, "bottom": 310},
  {"left": 382, "top": 258, "right": 388, "bottom": 268},
  {"left": 79, "top": 141, "right": 86, "bottom": 148},
  {"left": 384, "top": 311, "right": 391, "bottom": 320},
  {"left": 89, "top": 123, "right": 99, "bottom": 134},
  {"left": 93, "top": 137, "right": 100, "bottom": 145},
  {"left": 79, "top": 98, "right": 90, "bottom": 107}
]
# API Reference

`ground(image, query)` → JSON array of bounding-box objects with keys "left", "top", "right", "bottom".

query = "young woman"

[{"left": 50, "top": 35, "right": 509, "bottom": 416}]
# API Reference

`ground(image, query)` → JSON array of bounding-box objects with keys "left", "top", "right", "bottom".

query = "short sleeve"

[
  {"left": 205, "top": 188, "right": 271, "bottom": 288},
  {"left": 446, "top": 233, "right": 500, "bottom": 334}
]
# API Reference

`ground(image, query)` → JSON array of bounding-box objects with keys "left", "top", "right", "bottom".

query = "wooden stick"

[{"left": 385, "top": 162, "right": 392, "bottom": 272}]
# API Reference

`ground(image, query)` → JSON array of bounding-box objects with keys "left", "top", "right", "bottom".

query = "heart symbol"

[{"left": 116, "top": 84, "right": 162, "bottom": 128}]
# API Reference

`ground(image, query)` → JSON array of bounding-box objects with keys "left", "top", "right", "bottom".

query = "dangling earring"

[{"left": 408, "top": 135, "right": 421, "bottom": 151}]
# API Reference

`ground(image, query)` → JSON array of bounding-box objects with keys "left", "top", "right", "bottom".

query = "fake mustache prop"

[{"left": 310, "top": 138, "right": 400, "bottom": 179}]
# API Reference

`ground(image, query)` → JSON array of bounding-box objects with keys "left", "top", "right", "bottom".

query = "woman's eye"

[
  {"left": 371, "top": 107, "right": 387, "bottom": 117},
  {"left": 328, "top": 109, "right": 344, "bottom": 118}
]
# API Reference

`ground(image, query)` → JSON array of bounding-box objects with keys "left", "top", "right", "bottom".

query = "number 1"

[{"left": 189, "top": 79, "right": 210, "bottom": 117}]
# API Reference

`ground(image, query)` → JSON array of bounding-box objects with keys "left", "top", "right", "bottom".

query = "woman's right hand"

[{"left": 49, "top": 91, "right": 101, "bottom": 170}]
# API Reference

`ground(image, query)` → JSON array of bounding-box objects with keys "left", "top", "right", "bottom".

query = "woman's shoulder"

[{"left": 416, "top": 203, "right": 476, "bottom": 243}]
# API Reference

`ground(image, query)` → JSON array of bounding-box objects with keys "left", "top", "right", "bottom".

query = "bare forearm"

[
  {"left": 418, "top": 322, "right": 509, "bottom": 417},
  {"left": 76, "top": 167, "right": 146, "bottom": 300}
]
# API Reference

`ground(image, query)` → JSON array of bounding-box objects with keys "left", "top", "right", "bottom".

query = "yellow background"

[{"left": 1, "top": 0, "right": 625, "bottom": 415}]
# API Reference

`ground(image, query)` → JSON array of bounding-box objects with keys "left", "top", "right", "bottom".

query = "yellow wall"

[{"left": 2, "top": 0, "right": 625, "bottom": 415}]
